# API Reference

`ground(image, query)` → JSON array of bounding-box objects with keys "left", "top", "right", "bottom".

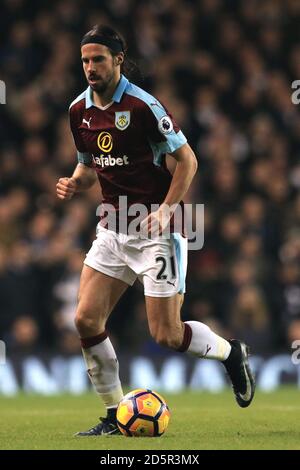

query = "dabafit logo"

[
  {"left": 93, "top": 154, "right": 130, "bottom": 167},
  {"left": 0, "top": 80, "right": 6, "bottom": 104},
  {"left": 94, "top": 131, "right": 130, "bottom": 168},
  {"left": 97, "top": 131, "right": 113, "bottom": 153}
]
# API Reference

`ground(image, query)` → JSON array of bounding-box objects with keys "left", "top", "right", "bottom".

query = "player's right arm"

[
  {"left": 58, "top": 97, "right": 98, "bottom": 200},
  {"left": 56, "top": 163, "right": 97, "bottom": 200}
]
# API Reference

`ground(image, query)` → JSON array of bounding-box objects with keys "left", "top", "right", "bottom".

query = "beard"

[
  {"left": 88, "top": 72, "right": 114, "bottom": 93},
  {"left": 90, "top": 81, "right": 107, "bottom": 93}
]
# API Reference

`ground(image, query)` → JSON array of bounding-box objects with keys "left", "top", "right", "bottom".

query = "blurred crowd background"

[{"left": 0, "top": 0, "right": 300, "bottom": 358}]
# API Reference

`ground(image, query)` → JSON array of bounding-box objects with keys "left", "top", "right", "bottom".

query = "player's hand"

[
  {"left": 140, "top": 204, "right": 174, "bottom": 237},
  {"left": 56, "top": 177, "right": 77, "bottom": 200}
]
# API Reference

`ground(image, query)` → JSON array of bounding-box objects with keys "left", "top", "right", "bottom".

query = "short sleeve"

[
  {"left": 69, "top": 105, "right": 93, "bottom": 166},
  {"left": 143, "top": 100, "right": 187, "bottom": 154}
]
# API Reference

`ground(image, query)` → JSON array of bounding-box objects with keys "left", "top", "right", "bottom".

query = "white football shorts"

[{"left": 84, "top": 224, "right": 188, "bottom": 297}]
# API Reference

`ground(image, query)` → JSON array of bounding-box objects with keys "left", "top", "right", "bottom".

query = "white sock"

[
  {"left": 185, "top": 321, "right": 231, "bottom": 361},
  {"left": 81, "top": 337, "right": 123, "bottom": 408}
]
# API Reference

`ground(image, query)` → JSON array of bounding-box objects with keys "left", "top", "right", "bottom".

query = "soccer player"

[{"left": 56, "top": 25, "right": 255, "bottom": 436}]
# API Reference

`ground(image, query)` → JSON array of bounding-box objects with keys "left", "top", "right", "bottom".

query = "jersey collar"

[{"left": 85, "top": 74, "right": 129, "bottom": 109}]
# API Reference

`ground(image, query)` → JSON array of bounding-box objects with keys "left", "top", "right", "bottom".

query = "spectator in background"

[
  {"left": 229, "top": 285, "right": 272, "bottom": 355},
  {"left": 8, "top": 316, "right": 40, "bottom": 355},
  {"left": 53, "top": 249, "right": 86, "bottom": 331}
]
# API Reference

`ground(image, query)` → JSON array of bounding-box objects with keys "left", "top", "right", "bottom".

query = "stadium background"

[{"left": 0, "top": 0, "right": 300, "bottom": 395}]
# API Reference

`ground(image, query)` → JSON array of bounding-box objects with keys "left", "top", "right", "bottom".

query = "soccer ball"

[{"left": 116, "top": 389, "right": 170, "bottom": 437}]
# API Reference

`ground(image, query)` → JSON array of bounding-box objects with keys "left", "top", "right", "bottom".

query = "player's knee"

[{"left": 74, "top": 307, "right": 100, "bottom": 335}]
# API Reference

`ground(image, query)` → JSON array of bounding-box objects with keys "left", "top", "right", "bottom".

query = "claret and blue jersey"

[{"left": 69, "top": 74, "right": 187, "bottom": 209}]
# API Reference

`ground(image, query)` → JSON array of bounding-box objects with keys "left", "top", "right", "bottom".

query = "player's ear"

[{"left": 114, "top": 53, "right": 124, "bottom": 66}]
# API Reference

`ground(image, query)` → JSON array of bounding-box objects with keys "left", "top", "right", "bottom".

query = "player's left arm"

[
  {"left": 141, "top": 143, "right": 198, "bottom": 235},
  {"left": 162, "top": 142, "right": 198, "bottom": 208}
]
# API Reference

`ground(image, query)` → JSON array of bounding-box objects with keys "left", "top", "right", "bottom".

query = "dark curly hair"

[{"left": 81, "top": 25, "right": 142, "bottom": 83}]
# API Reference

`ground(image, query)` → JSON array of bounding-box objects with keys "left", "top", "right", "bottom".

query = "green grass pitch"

[{"left": 0, "top": 388, "right": 299, "bottom": 450}]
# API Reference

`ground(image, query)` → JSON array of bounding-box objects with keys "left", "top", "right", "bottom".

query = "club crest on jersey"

[{"left": 115, "top": 111, "right": 130, "bottom": 131}]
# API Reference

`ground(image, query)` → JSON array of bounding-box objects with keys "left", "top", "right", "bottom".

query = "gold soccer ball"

[{"left": 116, "top": 389, "right": 171, "bottom": 437}]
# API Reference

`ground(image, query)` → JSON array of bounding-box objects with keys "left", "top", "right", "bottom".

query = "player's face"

[{"left": 81, "top": 44, "right": 120, "bottom": 93}]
